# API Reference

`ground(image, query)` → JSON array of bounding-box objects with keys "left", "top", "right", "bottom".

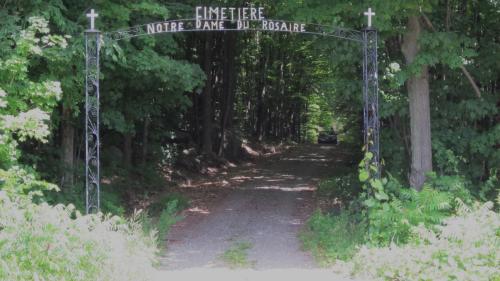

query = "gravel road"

[{"left": 155, "top": 145, "right": 356, "bottom": 280}]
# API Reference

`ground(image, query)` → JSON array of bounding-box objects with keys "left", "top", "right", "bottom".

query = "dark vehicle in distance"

[{"left": 318, "top": 130, "right": 338, "bottom": 144}]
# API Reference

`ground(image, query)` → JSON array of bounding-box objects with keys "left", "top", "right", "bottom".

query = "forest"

[{"left": 0, "top": 0, "right": 499, "bottom": 280}]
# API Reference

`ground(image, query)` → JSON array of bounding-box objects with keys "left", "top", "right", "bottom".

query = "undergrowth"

[
  {"left": 140, "top": 196, "right": 185, "bottom": 249},
  {"left": 0, "top": 192, "right": 158, "bottom": 281},
  {"left": 148, "top": 193, "right": 189, "bottom": 217},
  {"left": 303, "top": 150, "right": 499, "bottom": 281},
  {"left": 317, "top": 173, "right": 362, "bottom": 207},
  {"left": 220, "top": 241, "right": 253, "bottom": 269},
  {"left": 346, "top": 202, "right": 500, "bottom": 281},
  {"left": 301, "top": 211, "right": 365, "bottom": 264}
]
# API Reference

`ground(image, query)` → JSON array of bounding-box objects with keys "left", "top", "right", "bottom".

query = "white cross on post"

[
  {"left": 364, "top": 8, "right": 375, "bottom": 28},
  {"left": 86, "top": 9, "right": 99, "bottom": 30}
]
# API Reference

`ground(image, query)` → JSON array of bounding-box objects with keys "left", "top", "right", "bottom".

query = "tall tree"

[
  {"left": 402, "top": 16, "right": 433, "bottom": 190},
  {"left": 201, "top": 33, "right": 214, "bottom": 155}
]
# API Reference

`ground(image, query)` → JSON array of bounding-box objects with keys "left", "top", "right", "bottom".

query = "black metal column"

[
  {"left": 362, "top": 28, "right": 380, "bottom": 174},
  {"left": 84, "top": 30, "right": 101, "bottom": 214}
]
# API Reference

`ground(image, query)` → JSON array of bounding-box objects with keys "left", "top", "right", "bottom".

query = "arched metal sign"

[
  {"left": 104, "top": 19, "right": 364, "bottom": 42},
  {"left": 84, "top": 6, "right": 380, "bottom": 214}
]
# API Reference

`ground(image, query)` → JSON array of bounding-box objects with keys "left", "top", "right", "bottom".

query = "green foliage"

[
  {"left": 139, "top": 196, "right": 185, "bottom": 250},
  {"left": 367, "top": 186, "right": 453, "bottom": 246},
  {"left": 301, "top": 211, "right": 366, "bottom": 264},
  {"left": 359, "top": 154, "right": 463, "bottom": 246},
  {"left": 348, "top": 202, "right": 500, "bottom": 281},
  {"left": 155, "top": 200, "right": 182, "bottom": 247},
  {"left": 101, "top": 188, "right": 127, "bottom": 216},
  {"left": 221, "top": 241, "right": 253, "bottom": 269},
  {"left": 479, "top": 172, "right": 500, "bottom": 204},
  {"left": 317, "top": 173, "right": 362, "bottom": 206},
  {"left": 0, "top": 192, "right": 158, "bottom": 281},
  {"left": 425, "top": 172, "right": 474, "bottom": 206},
  {"left": 0, "top": 17, "right": 65, "bottom": 169},
  {"left": 1, "top": 2, "right": 499, "bottom": 278},
  {"left": 305, "top": 93, "right": 333, "bottom": 143},
  {"left": 0, "top": 167, "right": 58, "bottom": 200},
  {"left": 148, "top": 193, "right": 188, "bottom": 217},
  {"left": 356, "top": 151, "right": 471, "bottom": 246},
  {"left": 43, "top": 183, "right": 126, "bottom": 217}
]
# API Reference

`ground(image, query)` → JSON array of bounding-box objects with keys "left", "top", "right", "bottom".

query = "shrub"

[
  {"left": 301, "top": 211, "right": 366, "bottom": 264},
  {"left": 45, "top": 184, "right": 126, "bottom": 217},
  {"left": 317, "top": 173, "right": 362, "bottom": 205},
  {"left": 348, "top": 202, "right": 500, "bottom": 281},
  {"left": 155, "top": 199, "right": 183, "bottom": 248},
  {"left": 358, "top": 155, "right": 465, "bottom": 246},
  {"left": 425, "top": 173, "right": 473, "bottom": 206},
  {"left": 140, "top": 196, "right": 185, "bottom": 249},
  {"left": 367, "top": 186, "right": 453, "bottom": 246},
  {"left": 148, "top": 193, "right": 189, "bottom": 217},
  {"left": 0, "top": 192, "right": 158, "bottom": 281}
]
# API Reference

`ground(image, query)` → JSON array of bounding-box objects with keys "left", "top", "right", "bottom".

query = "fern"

[{"left": 368, "top": 187, "right": 454, "bottom": 246}]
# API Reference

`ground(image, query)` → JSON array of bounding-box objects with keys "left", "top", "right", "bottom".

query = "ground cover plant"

[
  {"left": 140, "top": 196, "right": 185, "bottom": 249},
  {"left": 301, "top": 211, "right": 366, "bottom": 264},
  {"left": 220, "top": 241, "right": 254, "bottom": 269},
  {"left": 0, "top": 192, "right": 159, "bottom": 281},
  {"left": 303, "top": 151, "right": 499, "bottom": 280},
  {"left": 0, "top": 16, "right": 173, "bottom": 280},
  {"left": 348, "top": 201, "right": 500, "bottom": 281}
]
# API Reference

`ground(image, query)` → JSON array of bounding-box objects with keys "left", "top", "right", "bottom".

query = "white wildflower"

[
  {"left": 44, "top": 81, "right": 63, "bottom": 100},
  {"left": 389, "top": 62, "right": 401, "bottom": 72}
]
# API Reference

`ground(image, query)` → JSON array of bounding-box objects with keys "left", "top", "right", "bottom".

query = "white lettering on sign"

[
  {"left": 237, "top": 21, "right": 249, "bottom": 30},
  {"left": 146, "top": 7, "right": 309, "bottom": 35},
  {"left": 195, "top": 6, "right": 266, "bottom": 21},
  {"left": 146, "top": 22, "right": 185, "bottom": 34},
  {"left": 261, "top": 20, "right": 306, "bottom": 33},
  {"left": 196, "top": 20, "right": 225, "bottom": 30}
]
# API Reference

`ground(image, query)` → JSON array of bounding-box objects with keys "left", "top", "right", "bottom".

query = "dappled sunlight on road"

[
  {"left": 254, "top": 185, "right": 315, "bottom": 192},
  {"left": 161, "top": 145, "right": 355, "bottom": 274},
  {"left": 186, "top": 207, "right": 211, "bottom": 215}
]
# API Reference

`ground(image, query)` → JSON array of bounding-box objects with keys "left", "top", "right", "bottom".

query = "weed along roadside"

[
  {"left": 300, "top": 151, "right": 499, "bottom": 280},
  {"left": 139, "top": 194, "right": 188, "bottom": 250},
  {"left": 221, "top": 242, "right": 254, "bottom": 268}
]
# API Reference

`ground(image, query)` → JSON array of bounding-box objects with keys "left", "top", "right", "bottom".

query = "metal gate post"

[
  {"left": 84, "top": 27, "right": 101, "bottom": 214},
  {"left": 362, "top": 27, "right": 380, "bottom": 175}
]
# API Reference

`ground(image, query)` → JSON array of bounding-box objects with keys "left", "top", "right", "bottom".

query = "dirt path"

[{"left": 155, "top": 145, "right": 356, "bottom": 280}]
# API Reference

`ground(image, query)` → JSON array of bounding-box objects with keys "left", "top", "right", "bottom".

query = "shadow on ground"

[{"left": 156, "top": 145, "right": 358, "bottom": 280}]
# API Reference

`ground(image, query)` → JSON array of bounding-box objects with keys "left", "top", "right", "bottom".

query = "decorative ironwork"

[
  {"left": 103, "top": 19, "right": 363, "bottom": 42},
  {"left": 84, "top": 8, "right": 381, "bottom": 212},
  {"left": 85, "top": 30, "right": 100, "bottom": 214},
  {"left": 362, "top": 28, "right": 380, "bottom": 174}
]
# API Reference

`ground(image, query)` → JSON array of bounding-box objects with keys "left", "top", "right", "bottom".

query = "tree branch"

[{"left": 420, "top": 12, "right": 482, "bottom": 99}]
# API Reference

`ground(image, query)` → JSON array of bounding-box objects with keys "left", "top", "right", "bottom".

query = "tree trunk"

[
  {"left": 201, "top": 33, "right": 214, "bottom": 155},
  {"left": 123, "top": 132, "right": 133, "bottom": 169},
  {"left": 141, "top": 117, "right": 150, "bottom": 165},
  {"left": 219, "top": 33, "right": 237, "bottom": 156},
  {"left": 61, "top": 104, "right": 74, "bottom": 188},
  {"left": 402, "top": 16, "right": 433, "bottom": 190},
  {"left": 256, "top": 45, "right": 270, "bottom": 141}
]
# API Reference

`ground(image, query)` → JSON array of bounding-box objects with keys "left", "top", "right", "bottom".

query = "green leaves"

[
  {"left": 397, "top": 31, "right": 477, "bottom": 83},
  {"left": 359, "top": 170, "right": 369, "bottom": 182},
  {"left": 371, "top": 179, "right": 389, "bottom": 201},
  {"left": 0, "top": 17, "right": 65, "bottom": 168}
]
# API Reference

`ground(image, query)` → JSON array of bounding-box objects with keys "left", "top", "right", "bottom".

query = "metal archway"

[{"left": 84, "top": 9, "right": 379, "bottom": 214}]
